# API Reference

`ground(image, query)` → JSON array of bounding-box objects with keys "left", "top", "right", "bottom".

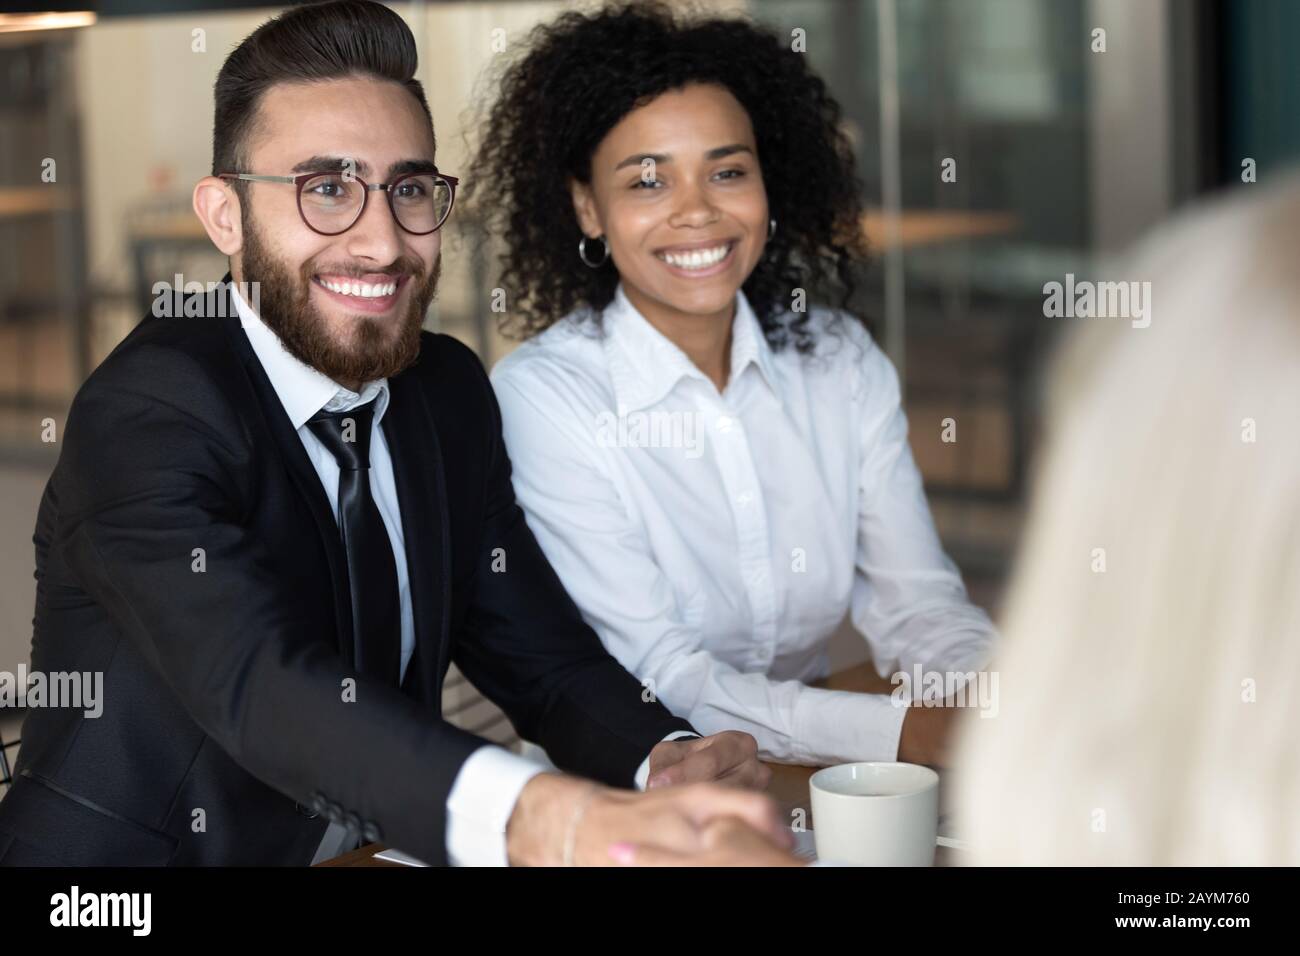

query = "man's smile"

[{"left": 310, "top": 272, "right": 411, "bottom": 314}]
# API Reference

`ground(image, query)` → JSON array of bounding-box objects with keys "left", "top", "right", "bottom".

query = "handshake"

[{"left": 505, "top": 731, "right": 804, "bottom": 867}]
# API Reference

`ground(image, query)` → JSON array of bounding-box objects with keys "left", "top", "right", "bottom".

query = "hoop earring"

[
  {"left": 767, "top": 218, "right": 777, "bottom": 240},
  {"left": 578, "top": 235, "right": 609, "bottom": 268}
]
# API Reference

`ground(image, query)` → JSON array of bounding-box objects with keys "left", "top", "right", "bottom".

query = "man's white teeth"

[
  {"left": 318, "top": 277, "right": 399, "bottom": 298},
  {"left": 658, "top": 243, "right": 731, "bottom": 270}
]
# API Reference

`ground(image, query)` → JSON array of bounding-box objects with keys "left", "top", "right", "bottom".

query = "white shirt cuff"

[
  {"left": 788, "top": 687, "right": 910, "bottom": 766},
  {"left": 878, "top": 695, "right": 910, "bottom": 761},
  {"left": 634, "top": 730, "right": 701, "bottom": 790},
  {"left": 445, "top": 745, "right": 548, "bottom": 866}
]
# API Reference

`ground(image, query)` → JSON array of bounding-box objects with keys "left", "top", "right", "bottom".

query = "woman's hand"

[
  {"left": 646, "top": 730, "right": 771, "bottom": 790},
  {"left": 898, "top": 701, "right": 969, "bottom": 766},
  {"left": 507, "top": 775, "right": 789, "bottom": 866}
]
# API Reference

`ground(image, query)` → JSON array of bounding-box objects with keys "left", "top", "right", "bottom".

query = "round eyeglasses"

[{"left": 217, "top": 170, "right": 458, "bottom": 236}]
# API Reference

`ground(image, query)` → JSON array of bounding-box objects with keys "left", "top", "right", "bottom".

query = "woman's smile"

[{"left": 653, "top": 238, "right": 739, "bottom": 278}]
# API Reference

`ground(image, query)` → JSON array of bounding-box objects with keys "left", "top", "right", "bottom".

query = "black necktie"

[{"left": 306, "top": 400, "right": 401, "bottom": 686}]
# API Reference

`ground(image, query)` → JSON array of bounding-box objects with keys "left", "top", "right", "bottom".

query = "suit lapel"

[
  {"left": 383, "top": 369, "right": 451, "bottom": 708},
  {"left": 214, "top": 274, "right": 357, "bottom": 666}
]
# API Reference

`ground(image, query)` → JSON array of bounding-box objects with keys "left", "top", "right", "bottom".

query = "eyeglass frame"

[{"left": 216, "top": 169, "right": 459, "bottom": 237}]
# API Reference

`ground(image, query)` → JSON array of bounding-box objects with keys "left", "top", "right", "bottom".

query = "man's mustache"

[{"left": 301, "top": 260, "right": 425, "bottom": 282}]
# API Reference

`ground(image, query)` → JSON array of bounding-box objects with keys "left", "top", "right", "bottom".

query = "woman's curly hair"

[{"left": 464, "top": 1, "right": 870, "bottom": 352}]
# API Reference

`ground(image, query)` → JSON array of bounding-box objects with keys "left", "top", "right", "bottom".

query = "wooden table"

[{"left": 317, "top": 662, "right": 953, "bottom": 866}]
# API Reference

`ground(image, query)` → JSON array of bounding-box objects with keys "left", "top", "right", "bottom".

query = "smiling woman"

[
  {"left": 466, "top": 0, "right": 869, "bottom": 352},
  {"left": 568, "top": 82, "right": 773, "bottom": 370},
  {"left": 482, "top": 2, "right": 997, "bottom": 772}
]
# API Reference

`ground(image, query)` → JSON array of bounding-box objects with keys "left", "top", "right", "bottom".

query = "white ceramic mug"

[{"left": 810, "top": 762, "right": 940, "bottom": 866}]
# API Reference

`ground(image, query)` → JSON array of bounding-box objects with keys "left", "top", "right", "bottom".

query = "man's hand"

[
  {"left": 505, "top": 773, "right": 789, "bottom": 866},
  {"left": 646, "top": 731, "right": 770, "bottom": 790},
  {"left": 609, "top": 816, "right": 804, "bottom": 867}
]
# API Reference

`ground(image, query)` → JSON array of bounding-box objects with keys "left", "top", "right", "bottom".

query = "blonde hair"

[{"left": 954, "top": 173, "right": 1300, "bottom": 865}]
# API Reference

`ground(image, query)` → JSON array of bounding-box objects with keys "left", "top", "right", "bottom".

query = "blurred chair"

[
  {"left": 0, "top": 713, "right": 20, "bottom": 798},
  {"left": 440, "top": 665, "right": 519, "bottom": 752}
]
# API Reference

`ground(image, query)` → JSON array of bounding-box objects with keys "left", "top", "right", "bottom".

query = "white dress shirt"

[
  {"left": 231, "top": 285, "right": 551, "bottom": 866},
  {"left": 491, "top": 284, "right": 996, "bottom": 767}
]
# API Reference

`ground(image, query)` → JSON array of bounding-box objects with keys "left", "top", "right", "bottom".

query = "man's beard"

[{"left": 238, "top": 217, "right": 440, "bottom": 385}]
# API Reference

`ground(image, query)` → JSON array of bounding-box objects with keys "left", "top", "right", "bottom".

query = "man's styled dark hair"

[{"left": 212, "top": 0, "right": 434, "bottom": 191}]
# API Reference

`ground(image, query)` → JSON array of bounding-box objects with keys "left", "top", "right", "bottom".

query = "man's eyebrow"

[
  {"left": 291, "top": 155, "right": 367, "bottom": 175},
  {"left": 289, "top": 156, "right": 439, "bottom": 178},
  {"left": 612, "top": 144, "right": 753, "bottom": 171},
  {"left": 386, "top": 158, "right": 439, "bottom": 177}
]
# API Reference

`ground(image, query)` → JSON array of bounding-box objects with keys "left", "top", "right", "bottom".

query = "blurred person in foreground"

[{"left": 953, "top": 173, "right": 1300, "bottom": 865}]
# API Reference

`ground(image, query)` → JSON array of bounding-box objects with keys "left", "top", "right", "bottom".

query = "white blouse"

[{"left": 490, "top": 284, "right": 995, "bottom": 765}]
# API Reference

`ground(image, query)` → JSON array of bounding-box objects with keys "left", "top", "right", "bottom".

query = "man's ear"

[
  {"left": 193, "top": 176, "right": 244, "bottom": 257},
  {"left": 568, "top": 178, "right": 603, "bottom": 239}
]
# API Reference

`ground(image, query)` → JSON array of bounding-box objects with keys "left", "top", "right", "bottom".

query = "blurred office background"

[{"left": 1, "top": 0, "right": 1297, "bottom": 791}]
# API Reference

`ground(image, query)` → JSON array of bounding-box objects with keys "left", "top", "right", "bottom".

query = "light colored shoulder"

[
  {"left": 795, "top": 305, "right": 895, "bottom": 401},
  {"left": 489, "top": 311, "right": 607, "bottom": 392},
  {"left": 489, "top": 312, "right": 620, "bottom": 459}
]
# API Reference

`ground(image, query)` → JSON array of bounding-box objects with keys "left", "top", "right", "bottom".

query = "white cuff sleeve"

[
  {"left": 788, "top": 687, "right": 909, "bottom": 765},
  {"left": 445, "top": 745, "right": 548, "bottom": 866},
  {"left": 634, "top": 730, "right": 702, "bottom": 790}
]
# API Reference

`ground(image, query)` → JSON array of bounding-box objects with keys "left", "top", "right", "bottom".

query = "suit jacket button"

[
  {"left": 295, "top": 801, "right": 320, "bottom": 820},
  {"left": 325, "top": 801, "right": 344, "bottom": 823},
  {"left": 362, "top": 821, "right": 382, "bottom": 843}
]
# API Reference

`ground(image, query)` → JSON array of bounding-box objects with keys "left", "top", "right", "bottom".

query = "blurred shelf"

[
  {"left": 0, "top": 186, "right": 78, "bottom": 218},
  {"left": 862, "top": 208, "right": 1019, "bottom": 249}
]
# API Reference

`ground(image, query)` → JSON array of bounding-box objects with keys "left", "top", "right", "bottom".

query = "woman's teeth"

[
  {"left": 657, "top": 243, "right": 732, "bottom": 271},
  {"left": 317, "top": 277, "right": 399, "bottom": 298}
]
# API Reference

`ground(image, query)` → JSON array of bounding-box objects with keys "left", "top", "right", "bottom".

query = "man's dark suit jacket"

[{"left": 0, "top": 276, "right": 693, "bottom": 866}]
